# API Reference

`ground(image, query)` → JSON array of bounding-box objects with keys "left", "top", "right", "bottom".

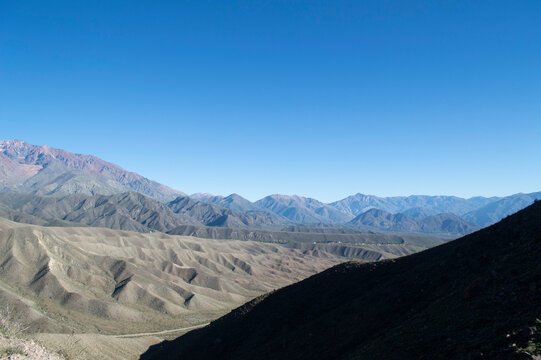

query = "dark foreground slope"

[{"left": 142, "top": 201, "right": 541, "bottom": 360}]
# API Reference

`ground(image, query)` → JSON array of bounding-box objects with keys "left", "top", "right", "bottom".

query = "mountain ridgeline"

[
  {"left": 254, "top": 194, "right": 354, "bottom": 224},
  {"left": 0, "top": 140, "right": 184, "bottom": 202},
  {"left": 142, "top": 200, "right": 541, "bottom": 360},
  {"left": 0, "top": 140, "right": 540, "bottom": 236},
  {"left": 0, "top": 192, "right": 287, "bottom": 232},
  {"left": 1, "top": 140, "right": 540, "bottom": 360},
  {"left": 0, "top": 192, "right": 445, "bottom": 253},
  {"left": 348, "top": 208, "right": 480, "bottom": 234},
  {"left": 329, "top": 193, "right": 500, "bottom": 216}
]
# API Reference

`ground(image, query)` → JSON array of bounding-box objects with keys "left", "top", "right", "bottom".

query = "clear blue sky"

[{"left": 1, "top": 1, "right": 540, "bottom": 202}]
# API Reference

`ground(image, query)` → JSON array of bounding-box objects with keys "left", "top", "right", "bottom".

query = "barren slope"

[
  {"left": 142, "top": 201, "right": 541, "bottom": 360},
  {"left": 0, "top": 140, "right": 184, "bottom": 202},
  {"left": 0, "top": 219, "right": 366, "bottom": 335}
]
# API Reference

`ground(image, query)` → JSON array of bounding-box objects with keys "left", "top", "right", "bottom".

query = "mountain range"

[
  {"left": 195, "top": 191, "right": 541, "bottom": 233},
  {"left": 254, "top": 194, "right": 354, "bottom": 224},
  {"left": 329, "top": 193, "right": 500, "bottom": 216},
  {"left": 142, "top": 200, "right": 541, "bottom": 360},
  {"left": 0, "top": 140, "right": 184, "bottom": 202},
  {"left": 191, "top": 193, "right": 265, "bottom": 212},
  {"left": 462, "top": 192, "right": 541, "bottom": 226},
  {"left": 0, "top": 192, "right": 444, "bottom": 253},
  {"left": 1, "top": 139, "right": 539, "bottom": 360},
  {"left": 348, "top": 208, "right": 480, "bottom": 234},
  {"left": 0, "top": 192, "right": 287, "bottom": 232},
  {"left": 1, "top": 140, "right": 540, "bottom": 235}
]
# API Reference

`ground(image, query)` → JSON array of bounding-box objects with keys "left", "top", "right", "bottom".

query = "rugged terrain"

[
  {"left": 142, "top": 201, "right": 541, "bottom": 360},
  {"left": 0, "top": 192, "right": 288, "bottom": 232},
  {"left": 348, "top": 208, "right": 480, "bottom": 234},
  {"left": 0, "top": 216, "right": 434, "bottom": 360},
  {"left": 463, "top": 192, "right": 541, "bottom": 227},
  {"left": 167, "top": 195, "right": 287, "bottom": 228},
  {"left": 191, "top": 193, "right": 267, "bottom": 213},
  {"left": 329, "top": 193, "right": 500, "bottom": 216},
  {"left": 195, "top": 191, "right": 541, "bottom": 230},
  {"left": 2, "top": 141, "right": 539, "bottom": 235},
  {"left": 0, "top": 216, "right": 428, "bottom": 337},
  {"left": 0, "top": 192, "right": 445, "bottom": 249},
  {"left": 168, "top": 224, "right": 443, "bottom": 251},
  {"left": 0, "top": 218, "right": 345, "bottom": 335},
  {"left": 255, "top": 194, "right": 354, "bottom": 224},
  {"left": 0, "top": 140, "right": 184, "bottom": 202}
]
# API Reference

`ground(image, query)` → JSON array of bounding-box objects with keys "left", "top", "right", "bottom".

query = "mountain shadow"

[{"left": 141, "top": 201, "right": 541, "bottom": 360}]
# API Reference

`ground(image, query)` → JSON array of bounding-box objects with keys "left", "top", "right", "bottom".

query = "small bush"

[
  {"left": 56, "top": 334, "right": 88, "bottom": 360},
  {"left": 0, "top": 345, "right": 25, "bottom": 357},
  {"left": 0, "top": 305, "right": 29, "bottom": 338}
]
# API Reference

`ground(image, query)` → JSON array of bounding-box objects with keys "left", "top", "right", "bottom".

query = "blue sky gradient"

[{"left": 1, "top": 1, "right": 540, "bottom": 202}]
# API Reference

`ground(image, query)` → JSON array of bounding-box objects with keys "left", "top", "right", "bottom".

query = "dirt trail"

[{"left": 113, "top": 323, "right": 209, "bottom": 338}]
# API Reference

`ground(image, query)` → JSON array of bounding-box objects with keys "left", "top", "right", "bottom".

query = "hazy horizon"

[{"left": 2, "top": 138, "right": 538, "bottom": 204}]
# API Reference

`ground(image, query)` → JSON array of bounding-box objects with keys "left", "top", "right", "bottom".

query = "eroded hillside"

[
  {"left": 142, "top": 201, "right": 541, "bottom": 360},
  {"left": 0, "top": 218, "right": 413, "bottom": 335}
]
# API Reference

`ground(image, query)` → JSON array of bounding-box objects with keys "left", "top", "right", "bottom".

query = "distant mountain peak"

[
  {"left": 192, "top": 192, "right": 266, "bottom": 213},
  {"left": 255, "top": 194, "right": 353, "bottom": 224},
  {"left": 0, "top": 140, "right": 185, "bottom": 202},
  {"left": 226, "top": 193, "right": 244, "bottom": 199},
  {"left": 191, "top": 192, "right": 219, "bottom": 198}
]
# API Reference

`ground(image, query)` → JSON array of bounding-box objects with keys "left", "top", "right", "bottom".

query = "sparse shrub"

[
  {"left": 0, "top": 305, "right": 29, "bottom": 338},
  {"left": 512, "top": 319, "right": 541, "bottom": 357},
  {"left": 0, "top": 345, "right": 25, "bottom": 357},
  {"left": 55, "top": 333, "right": 88, "bottom": 360}
]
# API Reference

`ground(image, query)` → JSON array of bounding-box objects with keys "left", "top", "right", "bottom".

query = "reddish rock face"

[{"left": 0, "top": 140, "right": 184, "bottom": 202}]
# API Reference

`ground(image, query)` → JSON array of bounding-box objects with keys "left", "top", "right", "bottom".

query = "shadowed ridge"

[
  {"left": 0, "top": 192, "right": 288, "bottom": 232},
  {"left": 167, "top": 195, "right": 288, "bottom": 229},
  {"left": 141, "top": 201, "right": 541, "bottom": 360},
  {"left": 0, "top": 191, "right": 198, "bottom": 232},
  {"left": 348, "top": 208, "right": 480, "bottom": 235}
]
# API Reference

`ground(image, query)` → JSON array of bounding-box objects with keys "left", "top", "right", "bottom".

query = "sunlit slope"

[
  {"left": 0, "top": 140, "right": 185, "bottom": 202},
  {"left": 0, "top": 219, "right": 339, "bottom": 334}
]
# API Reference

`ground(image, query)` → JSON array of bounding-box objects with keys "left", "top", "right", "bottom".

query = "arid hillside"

[
  {"left": 0, "top": 140, "right": 184, "bottom": 202},
  {"left": 0, "top": 218, "right": 418, "bottom": 336},
  {"left": 142, "top": 201, "right": 541, "bottom": 360}
]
